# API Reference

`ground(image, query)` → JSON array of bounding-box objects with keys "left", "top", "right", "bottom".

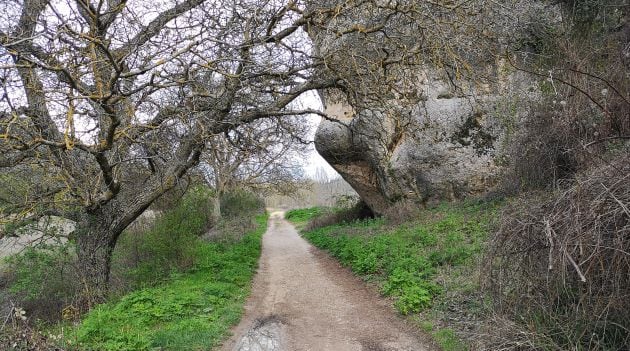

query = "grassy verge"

[
  {"left": 284, "top": 207, "right": 323, "bottom": 229},
  {"left": 290, "top": 202, "right": 498, "bottom": 351},
  {"left": 63, "top": 214, "right": 268, "bottom": 351}
]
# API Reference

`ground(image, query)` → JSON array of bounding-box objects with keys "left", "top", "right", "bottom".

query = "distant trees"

[{"left": 200, "top": 117, "right": 310, "bottom": 218}]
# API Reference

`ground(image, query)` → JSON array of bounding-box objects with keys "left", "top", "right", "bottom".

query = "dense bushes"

[
  {"left": 220, "top": 190, "right": 266, "bottom": 219},
  {"left": 501, "top": 0, "right": 630, "bottom": 194},
  {"left": 487, "top": 154, "right": 630, "bottom": 350},
  {"left": 2, "top": 243, "right": 80, "bottom": 322},
  {"left": 488, "top": 7, "right": 630, "bottom": 347},
  {"left": 291, "top": 198, "right": 374, "bottom": 231}
]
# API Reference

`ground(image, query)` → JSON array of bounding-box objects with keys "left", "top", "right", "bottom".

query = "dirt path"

[{"left": 220, "top": 211, "right": 434, "bottom": 351}]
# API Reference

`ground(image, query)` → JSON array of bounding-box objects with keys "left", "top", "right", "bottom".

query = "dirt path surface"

[{"left": 220, "top": 211, "right": 433, "bottom": 351}]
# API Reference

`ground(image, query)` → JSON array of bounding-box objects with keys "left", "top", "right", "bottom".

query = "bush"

[
  {"left": 204, "top": 190, "right": 266, "bottom": 242},
  {"left": 2, "top": 243, "right": 81, "bottom": 322},
  {"left": 111, "top": 186, "right": 215, "bottom": 290},
  {"left": 486, "top": 154, "right": 630, "bottom": 349},
  {"left": 305, "top": 201, "right": 374, "bottom": 231},
  {"left": 500, "top": 0, "right": 630, "bottom": 194},
  {"left": 220, "top": 190, "right": 265, "bottom": 219}
]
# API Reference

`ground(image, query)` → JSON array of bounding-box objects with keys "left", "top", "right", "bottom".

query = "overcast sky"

[{"left": 299, "top": 92, "right": 340, "bottom": 180}]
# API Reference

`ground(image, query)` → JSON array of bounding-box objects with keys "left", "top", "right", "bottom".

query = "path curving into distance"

[{"left": 220, "top": 211, "right": 434, "bottom": 351}]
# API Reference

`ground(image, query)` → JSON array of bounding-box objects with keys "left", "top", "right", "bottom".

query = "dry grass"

[{"left": 485, "top": 152, "right": 630, "bottom": 350}]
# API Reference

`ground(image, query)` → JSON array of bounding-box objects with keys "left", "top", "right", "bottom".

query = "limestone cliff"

[{"left": 310, "top": 1, "right": 548, "bottom": 214}]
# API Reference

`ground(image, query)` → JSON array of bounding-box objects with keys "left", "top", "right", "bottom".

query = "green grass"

[
  {"left": 419, "top": 321, "right": 467, "bottom": 351},
  {"left": 302, "top": 202, "right": 500, "bottom": 351},
  {"left": 65, "top": 214, "right": 268, "bottom": 351},
  {"left": 299, "top": 201, "right": 498, "bottom": 349},
  {"left": 285, "top": 207, "right": 323, "bottom": 224}
]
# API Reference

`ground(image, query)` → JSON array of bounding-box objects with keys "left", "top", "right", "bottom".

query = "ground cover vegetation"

[{"left": 1, "top": 188, "right": 267, "bottom": 350}]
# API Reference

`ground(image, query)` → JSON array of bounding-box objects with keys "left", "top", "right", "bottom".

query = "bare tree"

[
  {"left": 0, "top": 0, "right": 367, "bottom": 298},
  {"left": 200, "top": 116, "right": 310, "bottom": 218}
]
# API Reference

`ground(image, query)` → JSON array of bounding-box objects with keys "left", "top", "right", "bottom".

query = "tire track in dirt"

[{"left": 220, "top": 211, "right": 434, "bottom": 351}]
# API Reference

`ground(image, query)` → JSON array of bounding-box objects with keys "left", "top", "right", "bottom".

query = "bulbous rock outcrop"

[
  {"left": 315, "top": 71, "right": 531, "bottom": 214},
  {"left": 309, "top": 1, "right": 547, "bottom": 214}
]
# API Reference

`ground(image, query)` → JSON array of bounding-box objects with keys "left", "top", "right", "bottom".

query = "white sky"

[
  {"left": 0, "top": 0, "right": 339, "bottom": 181},
  {"left": 299, "top": 92, "right": 340, "bottom": 180}
]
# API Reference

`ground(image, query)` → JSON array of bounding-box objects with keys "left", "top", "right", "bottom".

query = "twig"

[
  {"left": 583, "top": 136, "right": 630, "bottom": 148},
  {"left": 600, "top": 183, "right": 630, "bottom": 218},
  {"left": 0, "top": 300, "right": 15, "bottom": 331},
  {"left": 563, "top": 246, "right": 587, "bottom": 283}
]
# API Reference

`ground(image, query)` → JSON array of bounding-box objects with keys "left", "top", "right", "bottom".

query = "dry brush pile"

[{"left": 486, "top": 153, "right": 630, "bottom": 349}]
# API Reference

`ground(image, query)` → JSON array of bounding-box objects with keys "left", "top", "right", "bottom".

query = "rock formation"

[{"left": 310, "top": 1, "right": 546, "bottom": 214}]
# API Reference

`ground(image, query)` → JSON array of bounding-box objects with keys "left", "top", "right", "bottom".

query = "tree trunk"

[
  {"left": 72, "top": 169, "right": 197, "bottom": 305},
  {"left": 212, "top": 194, "right": 221, "bottom": 221},
  {"left": 74, "top": 212, "right": 120, "bottom": 305}
]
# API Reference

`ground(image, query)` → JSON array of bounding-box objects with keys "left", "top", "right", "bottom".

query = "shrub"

[
  {"left": 486, "top": 153, "right": 630, "bottom": 349},
  {"left": 500, "top": 0, "right": 630, "bottom": 194},
  {"left": 205, "top": 190, "right": 266, "bottom": 242},
  {"left": 2, "top": 243, "right": 81, "bottom": 322},
  {"left": 111, "top": 186, "right": 215, "bottom": 290},
  {"left": 220, "top": 190, "right": 265, "bottom": 219},
  {"left": 305, "top": 201, "right": 373, "bottom": 231}
]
